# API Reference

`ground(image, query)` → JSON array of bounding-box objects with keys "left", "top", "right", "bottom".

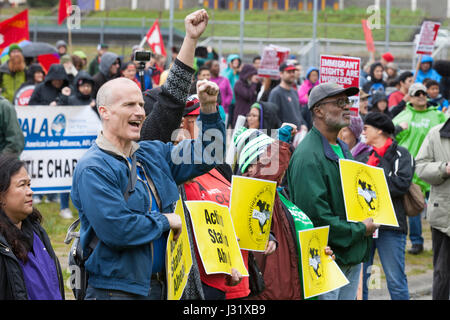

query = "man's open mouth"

[{"left": 129, "top": 120, "right": 142, "bottom": 128}]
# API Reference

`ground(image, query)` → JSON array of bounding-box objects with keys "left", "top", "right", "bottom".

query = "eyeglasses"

[
  {"left": 413, "top": 91, "right": 426, "bottom": 97},
  {"left": 318, "top": 97, "right": 351, "bottom": 109}
]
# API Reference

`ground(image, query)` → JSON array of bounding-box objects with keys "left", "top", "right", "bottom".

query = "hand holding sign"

[
  {"left": 164, "top": 213, "right": 182, "bottom": 241},
  {"left": 362, "top": 217, "right": 380, "bottom": 236}
]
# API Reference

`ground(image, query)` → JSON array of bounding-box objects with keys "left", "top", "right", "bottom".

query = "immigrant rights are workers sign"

[{"left": 320, "top": 55, "right": 361, "bottom": 116}]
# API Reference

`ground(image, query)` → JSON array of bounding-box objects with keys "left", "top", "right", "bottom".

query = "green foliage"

[{"left": 27, "top": 0, "right": 59, "bottom": 8}]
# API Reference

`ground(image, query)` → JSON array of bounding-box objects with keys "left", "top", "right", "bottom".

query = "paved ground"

[{"left": 367, "top": 217, "right": 434, "bottom": 300}]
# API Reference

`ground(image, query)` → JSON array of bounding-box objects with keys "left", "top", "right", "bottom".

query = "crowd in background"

[{"left": 0, "top": 26, "right": 449, "bottom": 301}]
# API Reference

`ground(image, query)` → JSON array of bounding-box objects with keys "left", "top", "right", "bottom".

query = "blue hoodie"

[
  {"left": 221, "top": 54, "right": 241, "bottom": 104},
  {"left": 415, "top": 55, "right": 442, "bottom": 83}
]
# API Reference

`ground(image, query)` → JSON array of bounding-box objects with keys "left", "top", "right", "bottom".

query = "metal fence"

[{"left": 4, "top": 15, "right": 449, "bottom": 69}]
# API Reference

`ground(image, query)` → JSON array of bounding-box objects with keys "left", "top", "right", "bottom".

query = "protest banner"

[
  {"left": 298, "top": 226, "right": 349, "bottom": 299},
  {"left": 339, "top": 159, "right": 399, "bottom": 227},
  {"left": 257, "top": 44, "right": 290, "bottom": 79},
  {"left": 229, "top": 176, "right": 277, "bottom": 251},
  {"left": 320, "top": 54, "right": 361, "bottom": 116},
  {"left": 16, "top": 105, "right": 101, "bottom": 193},
  {"left": 415, "top": 21, "right": 441, "bottom": 56},
  {"left": 185, "top": 200, "right": 248, "bottom": 276},
  {"left": 166, "top": 196, "right": 193, "bottom": 300},
  {"left": 414, "top": 21, "right": 441, "bottom": 82}
]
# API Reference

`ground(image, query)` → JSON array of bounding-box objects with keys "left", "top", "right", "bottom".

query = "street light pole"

[
  {"left": 168, "top": 0, "right": 174, "bottom": 65},
  {"left": 240, "top": 0, "right": 245, "bottom": 59},
  {"left": 385, "top": 0, "right": 391, "bottom": 52},
  {"left": 312, "top": 0, "right": 318, "bottom": 66}
]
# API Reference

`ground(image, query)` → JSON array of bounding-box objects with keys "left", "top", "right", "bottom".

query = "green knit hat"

[
  {"left": 8, "top": 43, "right": 22, "bottom": 54},
  {"left": 233, "top": 127, "right": 274, "bottom": 174},
  {"left": 73, "top": 50, "right": 87, "bottom": 59}
]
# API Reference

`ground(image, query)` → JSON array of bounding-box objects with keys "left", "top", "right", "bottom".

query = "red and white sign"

[
  {"left": 145, "top": 19, "right": 166, "bottom": 57},
  {"left": 257, "top": 45, "right": 290, "bottom": 79},
  {"left": 14, "top": 84, "right": 35, "bottom": 106},
  {"left": 320, "top": 55, "right": 361, "bottom": 116},
  {"left": 416, "top": 21, "right": 440, "bottom": 55}
]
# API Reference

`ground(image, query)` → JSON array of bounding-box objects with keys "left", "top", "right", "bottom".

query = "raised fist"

[
  {"left": 197, "top": 79, "right": 219, "bottom": 114},
  {"left": 185, "top": 9, "right": 209, "bottom": 40}
]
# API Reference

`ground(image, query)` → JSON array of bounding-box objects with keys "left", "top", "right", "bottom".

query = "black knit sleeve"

[{"left": 140, "top": 59, "right": 195, "bottom": 143}]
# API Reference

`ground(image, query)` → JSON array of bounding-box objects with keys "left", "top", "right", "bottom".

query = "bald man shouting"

[{"left": 71, "top": 10, "right": 225, "bottom": 300}]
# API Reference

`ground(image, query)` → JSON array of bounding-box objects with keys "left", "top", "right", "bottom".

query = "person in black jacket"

[
  {"left": 28, "top": 64, "right": 70, "bottom": 106},
  {"left": 92, "top": 52, "right": 121, "bottom": 99},
  {"left": 0, "top": 154, "right": 64, "bottom": 300},
  {"left": 368, "top": 91, "right": 393, "bottom": 118},
  {"left": 359, "top": 112, "right": 414, "bottom": 300},
  {"left": 58, "top": 71, "right": 95, "bottom": 109},
  {"left": 55, "top": 71, "right": 97, "bottom": 220},
  {"left": 362, "top": 62, "right": 387, "bottom": 100}
]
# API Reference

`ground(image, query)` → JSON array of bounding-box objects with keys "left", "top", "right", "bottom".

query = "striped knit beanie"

[{"left": 233, "top": 127, "right": 274, "bottom": 174}]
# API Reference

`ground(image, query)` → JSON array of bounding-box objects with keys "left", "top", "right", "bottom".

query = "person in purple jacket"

[
  {"left": 0, "top": 154, "right": 65, "bottom": 300},
  {"left": 338, "top": 115, "right": 372, "bottom": 162},
  {"left": 208, "top": 59, "right": 233, "bottom": 114}
]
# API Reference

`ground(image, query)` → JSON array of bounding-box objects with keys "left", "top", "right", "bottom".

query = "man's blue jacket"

[{"left": 71, "top": 111, "right": 225, "bottom": 296}]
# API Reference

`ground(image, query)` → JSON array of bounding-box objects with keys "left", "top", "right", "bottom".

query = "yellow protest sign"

[
  {"left": 298, "top": 226, "right": 349, "bottom": 299},
  {"left": 339, "top": 159, "right": 399, "bottom": 227},
  {"left": 166, "top": 196, "right": 193, "bottom": 300},
  {"left": 229, "top": 176, "right": 277, "bottom": 251},
  {"left": 185, "top": 200, "right": 248, "bottom": 276}
]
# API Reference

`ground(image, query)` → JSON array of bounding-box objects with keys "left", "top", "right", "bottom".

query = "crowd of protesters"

[{"left": 0, "top": 9, "right": 449, "bottom": 301}]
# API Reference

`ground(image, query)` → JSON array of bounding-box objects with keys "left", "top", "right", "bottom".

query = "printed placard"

[
  {"left": 16, "top": 105, "right": 101, "bottom": 193},
  {"left": 185, "top": 201, "right": 248, "bottom": 276},
  {"left": 416, "top": 21, "right": 441, "bottom": 55},
  {"left": 339, "top": 159, "right": 399, "bottom": 227},
  {"left": 320, "top": 55, "right": 361, "bottom": 116},
  {"left": 298, "top": 226, "right": 349, "bottom": 299},
  {"left": 229, "top": 176, "right": 277, "bottom": 251},
  {"left": 257, "top": 44, "right": 290, "bottom": 79},
  {"left": 166, "top": 196, "right": 193, "bottom": 300}
]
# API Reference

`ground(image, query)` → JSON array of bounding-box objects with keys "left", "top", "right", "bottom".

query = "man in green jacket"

[
  {"left": 0, "top": 95, "right": 24, "bottom": 155},
  {"left": 287, "top": 82, "right": 379, "bottom": 300},
  {"left": 392, "top": 82, "right": 448, "bottom": 255}
]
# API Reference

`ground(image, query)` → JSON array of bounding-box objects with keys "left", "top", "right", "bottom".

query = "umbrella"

[
  {"left": 22, "top": 42, "right": 58, "bottom": 58},
  {"left": 0, "top": 39, "right": 31, "bottom": 58}
]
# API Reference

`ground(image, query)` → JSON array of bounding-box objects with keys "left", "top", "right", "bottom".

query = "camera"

[{"left": 133, "top": 51, "right": 152, "bottom": 63}]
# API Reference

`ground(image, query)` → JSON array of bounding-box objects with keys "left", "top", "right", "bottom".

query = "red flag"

[
  {"left": 0, "top": 10, "right": 29, "bottom": 54},
  {"left": 58, "top": 0, "right": 72, "bottom": 25},
  {"left": 145, "top": 20, "right": 167, "bottom": 57},
  {"left": 361, "top": 19, "right": 375, "bottom": 53}
]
